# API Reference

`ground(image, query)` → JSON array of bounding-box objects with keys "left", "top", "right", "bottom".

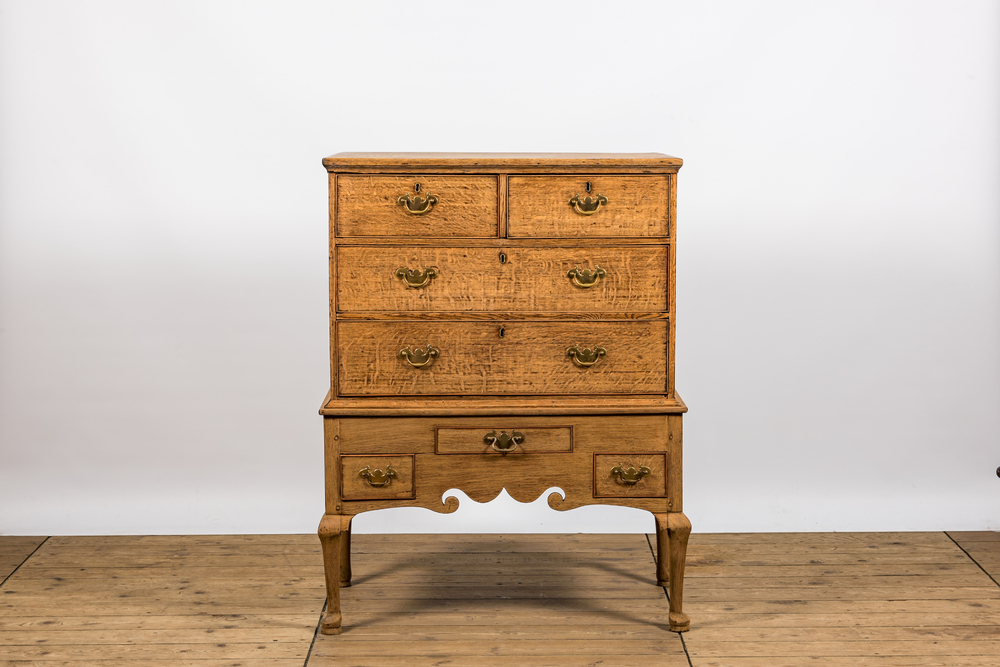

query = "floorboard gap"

[
  {"left": 0, "top": 535, "right": 49, "bottom": 587},
  {"left": 946, "top": 531, "right": 1000, "bottom": 589}
]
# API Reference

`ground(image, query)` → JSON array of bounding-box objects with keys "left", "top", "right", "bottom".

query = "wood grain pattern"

[
  {"left": 336, "top": 175, "right": 498, "bottom": 237},
  {"left": 337, "top": 321, "right": 668, "bottom": 396},
  {"left": 679, "top": 531, "right": 1000, "bottom": 665},
  {"left": 0, "top": 534, "right": 323, "bottom": 661},
  {"left": 435, "top": 425, "right": 573, "bottom": 454},
  {"left": 508, "top": 175, "right": 671, "bottom": 237},
  {"left": 594, "top": 453, "right": 668, "bottom": 498},
  {"left": 339, "top": 455, "right": 415, "bottom": 501},
  {"left": 337, "top": 246, "right": 668, "bottom": 312},
  {"left": 8, "top": 533, "right": 998, "bottom": 665}
]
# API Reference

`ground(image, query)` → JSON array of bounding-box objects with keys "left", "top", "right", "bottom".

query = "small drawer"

[
  {"left": 435, "top": 426, "right": 573, "bottom": 455},
  {"left": 337, "top": 320, "right": 668, "bottom": 396},
  {"left": 340, "top": 454, "right": 415, "bottom": 500},
  {"left": 336, "top": 175, "right": 498, "bottom": 237},
  {"left": 593, "top": 453, "right": 667, "bottom": 498},
  {"left": 336, "top": 246, "right": 668, "bottom": 313},
  {"left": 508, "top": 175, "right": 671, "bottom": 238}
]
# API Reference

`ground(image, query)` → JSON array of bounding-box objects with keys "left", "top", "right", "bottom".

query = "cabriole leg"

[
  {"left": 655, "top": 511, "right": 691, "bottom": 632},
  {"left": 318, "top": 513, "right": 344, "bottom": 634}
]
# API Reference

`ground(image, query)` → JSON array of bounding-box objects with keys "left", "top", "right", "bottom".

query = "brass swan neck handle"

[
  {"left": 567, "top": 265, "right": 607, "bottom": 288},
  {"left": 566, "top": 344, "right": 607, "bottom": 367},
  {"left": 359, "top": 465, "right": 397, "bottom": 487},
  {"left": 398, "top": 183, "right": 439, "bottom": 214},
  {"left": 569, "top": 193, "right": 608, "bottom": 216},
  {"left": 484, "top": 430, "right": 525, "bottom": 454},
  {"left": 395, "top": 265, "right": 438, "bottom": 288},
  {"left": 400, "top": 344, "right": 440, "bottom": 368},
  {"left": 610, "top": 463, "right": 651, "bottom": 485}
]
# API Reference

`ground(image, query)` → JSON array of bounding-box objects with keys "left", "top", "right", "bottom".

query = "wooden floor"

[{"left": 0, "top": 531, "right": 998, "bottom": 666}]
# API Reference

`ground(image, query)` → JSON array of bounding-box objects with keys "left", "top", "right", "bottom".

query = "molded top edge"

[{"left": 323, "top": 152, "right": 683, "bottom": 170}]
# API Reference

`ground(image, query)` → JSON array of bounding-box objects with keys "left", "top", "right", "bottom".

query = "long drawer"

[
  {"left": 337, "top": 321, "right": 668, "bottom": 396},
  {"left": 337, "top": 246, "right": 668, "bottom": 312}
]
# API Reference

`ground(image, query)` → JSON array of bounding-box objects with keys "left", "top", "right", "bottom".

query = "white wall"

[{"left": 1, "top": 0, "right": 997, "bottom": 535}]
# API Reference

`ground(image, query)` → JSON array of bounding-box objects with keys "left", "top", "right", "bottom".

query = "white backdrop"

[{"left": 1, "top": 0, "right": 998, "bottom": 535}]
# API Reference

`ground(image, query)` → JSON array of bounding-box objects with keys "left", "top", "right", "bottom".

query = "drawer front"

[
  {"left": 338, "top": 321, "right": 667, "bottom": 396},
  {"left": 340, "top": 454, "right": 415, "bottom": 500},
  {"left": 337, "top": 415, "right": 669, "bottom": 455},
  {"left": 593, "top": 453, "right": 667, "bottom": 498},
  {"left": 508, "top": 175, "right": 670, "bottom": 238},
  {"left": 336, "top": 175, "right": 498, "bottom": 237},
  {"left": 337, "top": 246, "right": 668, "bottom": 312},
  {"left": 435, "top": 425, "right": 573, "bottom": 455}
]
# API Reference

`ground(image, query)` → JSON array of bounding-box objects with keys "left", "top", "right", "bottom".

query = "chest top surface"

[{"left": 323, "top": 152, "right": 682, "bottom": 172}]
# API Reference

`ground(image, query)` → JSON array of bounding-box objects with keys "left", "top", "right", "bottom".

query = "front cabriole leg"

[
  {"left": 655, "top": 511, "right": 691, "bottom": 632},
  {"left": 318, "top": 513, "right": 345, "bottom": 634}
]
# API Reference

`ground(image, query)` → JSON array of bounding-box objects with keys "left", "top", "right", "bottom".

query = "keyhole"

[
  {"left": 499, "top": 252, "right": 507, "bottom": 264},
  {"left": 414, "top": 183, "right": 421, "bottom": 193},
  {"left": 585, "top": 181, "right": 592, "bottom": 193},
  {"left": 499, "top": 327, "right": 505, "bottom": 338}
]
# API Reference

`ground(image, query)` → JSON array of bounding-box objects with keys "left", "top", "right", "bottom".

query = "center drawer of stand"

[
  {"left": 336, "top": 246, "right": 668, "bottom": 313},
  {"left": 435, "top": 425, "right": 573, "bottom": 455}
]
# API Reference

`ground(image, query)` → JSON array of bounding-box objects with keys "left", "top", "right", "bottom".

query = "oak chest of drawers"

[{"left": 317, "top": 152, "right": 691, "bottom": 634}]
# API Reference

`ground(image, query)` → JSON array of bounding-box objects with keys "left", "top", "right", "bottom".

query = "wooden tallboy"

[{"left": 318, "top": 153, "right": 690, "bottom": 634}]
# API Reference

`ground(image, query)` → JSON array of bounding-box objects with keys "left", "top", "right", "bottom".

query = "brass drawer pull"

[
  {"left": 395, "top": 266, "right": 438, "bottom": 288},
  {"left": 567, "top": 265, "right": 607, "bottom": 288},
  {"left": 397, "top": 183, "right": 438, "bottom": 215},
  {"left": 400, "top": 344, "right": 439, "bottom": 368},
  {"left": 610, "top": 463, "right": 651, "bottom": 485},
  {"left": 566, "top": 344, "right": 607, "bottom": 367},
  {"left": 569, "top": 192, "right": 608, "bottom": 216},
  {"left": 484, "top": 430, "right": 524, "bottom": 454},
  {"left": 359, "top": 465, "right": 397, "bottom": 487}
]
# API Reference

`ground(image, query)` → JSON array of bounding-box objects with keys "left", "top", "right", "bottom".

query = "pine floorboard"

[
  {"left": 681, "top": 530, "right": 1000, "bottom": 666},
  {"left": 1, "top": 530, "right": 998, "bottom": 665}
]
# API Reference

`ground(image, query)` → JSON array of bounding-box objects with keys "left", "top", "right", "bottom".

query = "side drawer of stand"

[
  {"left": 340, "top": 454, "right": 415, "bottom": 500},
  {"left": 593, "top": 453, "right": 667, "bottom": 498}
]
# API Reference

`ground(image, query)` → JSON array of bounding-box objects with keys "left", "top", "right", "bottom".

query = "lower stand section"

[{"left": 317, "top": 510, "right": 691, "bottom": 635}]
